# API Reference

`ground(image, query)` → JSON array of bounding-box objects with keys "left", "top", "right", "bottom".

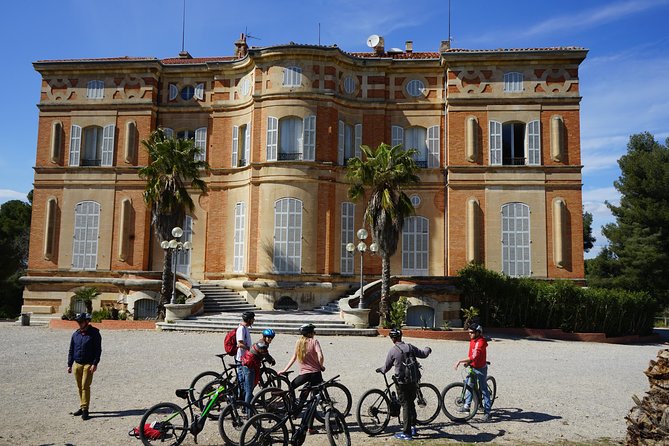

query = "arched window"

[
  {"left": 72, "top": 201, "right": 100, "bottom": 270},
  {"left": 402, "top": 216, "right": 429, "bottom": 275},
  {"left": 134, "top": 299, "right": 157, "bottom": 320},
  {"left": 273, "top": 198, "right": 302, "bottom": 274},
  {"left": 501, "top": 203, "right": 531, "bottom": 277}
]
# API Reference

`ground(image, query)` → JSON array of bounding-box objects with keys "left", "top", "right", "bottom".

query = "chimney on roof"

[
  {"left": 374, "top": 36, "right": 385, "bottom": 55},
  {"left": 235, "top": 33, "right": 249, "bottom": 59},
  {"left": 440, "top": 39, "right": 451, "bottom": 52},
  {"left": 179, "top": 50, "right": 192, "bottom": 59},
  {"left": 405, "top": 40, "right": 413, "bottom": 54}
]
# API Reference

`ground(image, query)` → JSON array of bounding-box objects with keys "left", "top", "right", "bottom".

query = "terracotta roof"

[
  {"left": 161, "top": 56, "right": 237, "bottom": 64},
  {"left": 347, "top": 51, "right": 440, "bottom": 60},
  {"left": 35, "top": 56, "right": 156, "bottom": 63},
  {"left": 444, "top": 46, "right": 586, "bottom": 53}
]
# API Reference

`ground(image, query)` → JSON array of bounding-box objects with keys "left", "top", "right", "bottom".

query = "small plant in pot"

[{"left": 72, "top": 287, "right": 101, "bottom": 314}]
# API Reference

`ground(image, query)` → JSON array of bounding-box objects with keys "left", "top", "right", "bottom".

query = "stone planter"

[
  {"left": 165, "top": 304, "right": 193, "bottom": 322},
  {"left": 341, "top": 308, "right": 371, "bottom": 328}
]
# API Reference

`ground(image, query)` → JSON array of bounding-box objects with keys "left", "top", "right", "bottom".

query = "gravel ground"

[{"left": 0, "top": 323, "right": 665, "bottom": 446}]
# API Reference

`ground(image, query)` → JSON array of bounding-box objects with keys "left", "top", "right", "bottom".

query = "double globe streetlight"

[
  {"left": 160, "top": 226, "right": 192, "bottom": 304},
  {"left": 346, "top": 228, "right": 378, "bottom": 309}
]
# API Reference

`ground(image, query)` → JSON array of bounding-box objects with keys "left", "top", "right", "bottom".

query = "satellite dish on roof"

[{"left": 366, "top": 34, "right": 380, "bottom": 48}]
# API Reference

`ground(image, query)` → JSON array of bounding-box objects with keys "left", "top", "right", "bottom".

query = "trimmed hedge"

[{"left": 457, "top": 264, "right": 658, "bottom": 337}]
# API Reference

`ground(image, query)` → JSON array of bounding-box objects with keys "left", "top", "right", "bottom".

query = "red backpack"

[
  {"left": 129, "top": 423, "right": 163, "bottom": 440},
  {"left": 224, "top": 327, "right": 239, "bottom": 356}
]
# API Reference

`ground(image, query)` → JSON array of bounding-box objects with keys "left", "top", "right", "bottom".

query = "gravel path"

[{"left": 0, "top": 323, "right": 664, "bottom": 445}]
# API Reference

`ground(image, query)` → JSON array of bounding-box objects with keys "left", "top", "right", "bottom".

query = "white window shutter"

[
  {"left": 354, "top": 124, "right": 362, "bottom": 159},
  {"left": 489, "top": 121, "right": 502, "bottom": 165},
  {"left": 392, "top": 126, "right": 404, "bottom": 148},
  {"left": 169, "top": 84, "right": 178, "bottom": 101},
  {"left": 337, "top": 120, "right": 345, "bottom": 165},
  {"left": 194, "top": 83, "right": 204, "bottom": 100},
  {"left": 69, "top": 125, "right": 82, "bottom": 166},
  {"left": 267, "top": 116, "right": 278, "bottom": 161},
  {"left": 101, "top": 124, "right": 115, "bottom": 166},
  {"left": 244, "top": 121, "right": 251, "bottom": 164},
  {"left": 427, "top": 125, "right": 440, "bottom": 168},
  {"left": 527, "top": 120, "right": 541, "bottom": 165},
  {"left": 194, "top": 127, "right": 207, "bottom": 161},
  {"left": 163, "top": 127, "right": 174, "bottom": 139},
  {"left": 303, "top": 115, "right": 316, "bottom": 161},
  {"left": 232, "top": 125, "right": 239, "bottom": 167}
]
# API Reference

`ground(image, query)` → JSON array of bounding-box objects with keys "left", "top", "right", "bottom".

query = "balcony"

[
  {"left": 80, "top": 159, "right": 101, "bottom": 167},
  {"left": 278, "top": 152, "right": 303, "bottom": 161},
  {"left": 503, "top": 157, "right": 526, "bottom": 166}
]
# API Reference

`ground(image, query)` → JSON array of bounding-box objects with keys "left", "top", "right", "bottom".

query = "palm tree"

[
  {"left": 139, "top": 129, "right": 208, "bottom": 320},
  {"left": 346, "top": 142, "right": 420, "bottom": 326}
]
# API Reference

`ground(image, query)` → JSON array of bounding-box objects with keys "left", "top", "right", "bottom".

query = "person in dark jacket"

[
  {"left": 376, "top": 328, "right": 431, "bottom": 441},
  {"left": 67, "top": 312, "right": 102, "bottom": 420}
]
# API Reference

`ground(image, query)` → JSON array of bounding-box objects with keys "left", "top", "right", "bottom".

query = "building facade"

[{"left": 22, "top": 36, "right": 587, "bottom": 325}]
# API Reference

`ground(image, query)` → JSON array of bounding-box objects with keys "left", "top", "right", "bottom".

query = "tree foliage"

[
  {"left": 583, "top": 210, "right": 596, "bottom": 253},
  {"left": 346, "top": 142, "right": 420, "bottom": 325},
  {"left": 588, "top": 132, "right": 669, "bottom": 303},
  {"left": 0, "top": 192, "right": 32, "bottom": 318}
]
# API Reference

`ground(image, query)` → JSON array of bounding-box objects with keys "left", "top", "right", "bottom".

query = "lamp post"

[
  {"left": 346, "top": 228, "right": 378, "bottom": 309},
  {"left": 160, "top": 226, "right": 192, "bottom": 304}
]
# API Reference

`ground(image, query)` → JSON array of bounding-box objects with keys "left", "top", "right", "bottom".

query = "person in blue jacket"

[{"left": 67, "top": 312, "right": 102, "bottom": 420}]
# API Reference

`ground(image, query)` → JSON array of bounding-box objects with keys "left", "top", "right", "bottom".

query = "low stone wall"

[{"left": 49, "top": 319, "right": 156, "bottom": 330}]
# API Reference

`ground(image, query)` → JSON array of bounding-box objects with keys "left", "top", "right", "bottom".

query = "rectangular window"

[
  {"left": 273, "top": 198, "right": 302, "bottom": 273},
  {"left": 392, "top": 126, "right": 404, "bottom": 148},
  {"left": 489, "top": 121, "right": 502, "bottom": 165},
  {"left": 427, "top": 125, "right": 440, "bottom": 168},
  {"left": 232, "top": 125, "right": 239, "bottom": 167},
  {"left": 233, "top": 202, "right": 246, "bottom": 272},
  {"left": 502, "top": 122, "right": 526, "bottom": 165},
  {"left": 502, "top": 203, "right": 531, "bottom": 277},
  {"left": 87, "top": 80, "right": 104, "bottom": 99},
  {"left": 402, "top": 216, "right": 429, "bottom": 275},
  {"left": 283, "top": 66, "right": 302, "bottom": 87},
  {"left": 266, "top": 116, "right": 278, "bottom": 161},
  {"left": 72, "top": 201, "right": 100, "bottom": 270},
  {"left": 405, "top": 127, "right": 428, "bottom": 167},
  {"left": 194, "top": 127, "right": 207, "bottom": 161},
  {"left": 504, "top": 72, "right": 523, "bottom": 92},
  {"left": 526, "top": 120, "right": 541, "bottom": 165},
  {"left": 340, "top": 202, "right": 355, "bottom": 275}
]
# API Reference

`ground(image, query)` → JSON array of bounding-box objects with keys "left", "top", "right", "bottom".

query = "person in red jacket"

[
  {"left": 454, "top": 322, "right": 491, "bottom": 422},
  {"left": 241, "top": 342, "right": 271, "bottom": 392}
]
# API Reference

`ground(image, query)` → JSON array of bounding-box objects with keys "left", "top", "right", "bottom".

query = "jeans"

[
  {"left": 464, "top": 365, "right": 491, "bottom": 414},
  {"left": 238, "top": 366, "right": 255, "bottom": 405},
  {"left": 73, "top": 362, "right": 94, "bottom": 410},
  {"left": 396, "top": 383, "right": 417, "bottom": 436}
]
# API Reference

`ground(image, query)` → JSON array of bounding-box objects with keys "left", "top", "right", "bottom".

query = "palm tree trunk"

[
  {"left": 158, "top": 249, "right": 173, "bottom": 321},
  {"left": 379, "top": 254, "right": 391, "bottom": 327}
]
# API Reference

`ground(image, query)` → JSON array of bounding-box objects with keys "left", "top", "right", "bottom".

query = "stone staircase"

[{"left": 199, "top": 284, "right": 259, "bottom": 314}]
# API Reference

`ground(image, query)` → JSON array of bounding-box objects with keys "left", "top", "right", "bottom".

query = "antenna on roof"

[
  {"left": 318, "top": 22, "right": 321, "bottom": 45},
  {"left": 244, "top": 27, "right": 261, "bottom": 42},
  {"left": 448, "top": 0, "right": 451, "bottom": 45},
  {"left": 179, "top": 0, "right": 191, "bottom": 58}
]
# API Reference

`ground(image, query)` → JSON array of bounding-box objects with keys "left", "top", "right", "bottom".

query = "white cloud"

[{"left": 0, "top": 189, "right": 28, "bottom": 203}]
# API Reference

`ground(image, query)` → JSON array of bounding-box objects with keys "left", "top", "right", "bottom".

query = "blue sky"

[{"left": 1, "top": 0, "right": 668, "bottom": 259}]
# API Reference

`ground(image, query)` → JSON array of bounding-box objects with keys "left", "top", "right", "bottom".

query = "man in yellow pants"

[{"left": 67, "top": 313, "right": 102, "bottom": 420}]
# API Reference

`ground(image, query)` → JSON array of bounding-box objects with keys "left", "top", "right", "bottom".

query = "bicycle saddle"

[{"left": 175, "top": 389, "right": 189, "bottom": 399}]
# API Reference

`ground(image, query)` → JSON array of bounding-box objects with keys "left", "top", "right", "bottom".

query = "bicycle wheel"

[
  {"left": 325, "top": 409, "right": 351, "bottom": 446},
  {"left": 199, "top": 379, "right": 228, "bottom": 420},
  {"left": 259, "top": 368, "right": 291, "bottom": 390},
  {"left": 218, "top": 401, "right": 256, "bottom": 446},
  {"left": 440, "top": 382, "right": 478, "bottom": 422},
  {"left": 316, "top": 381, "right": 353, "bottom": 423},
  {"left": 251, "top": 386, "right": 291, "bottom": 416},
  {"left": 139, "top": 402, "right": 188, "bottom": 446},
  {"left": 189, "top": 370, "right": 222, "bottom": 403},
  {"left": 239, "top": 412, "right": 288, "bottom": 446},
  {"left": 355, "top": 388, "right": 391, "bottom": 435},
  {"left": 415, "top": 382, "right": 441, "bottom": 424},
  {"left": 487, "top": 376, "right": 497, "bottom": 407}
]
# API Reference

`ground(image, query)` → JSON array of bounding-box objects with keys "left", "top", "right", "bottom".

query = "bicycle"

[
  {"left": 138, "top": 378, "right": 256, "bottom": 446},
  {"left": 355, "top": 369, "right": 441, "bottom": 435},
  {"left": 240, "top": 375, "right": 350, "bottom": 446},
  {"left": 440, "top": 362, "right": 497, "bottom": 422},
  {"left": 251, "top": 371, "right": 352, "bottom": 423}
]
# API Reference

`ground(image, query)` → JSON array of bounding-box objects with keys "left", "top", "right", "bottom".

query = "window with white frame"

[
  {"left": 173, "top": 128, "right": 207, "bottom": 161},
  {"left": 175, "top": 216, "right": 192, "bottom": 276},
  {"left": 338, "top": 121, "right": 361, "bottom": 165},
  {"left": 72, "top": 201, "right": 100, "bottom": 270},
  {"left": 501, "top": 202, "right": 531, "bottom": 277},
  {"left": 391, "top": 125, "right": 440, "bottom": 168},
  {"left": 233, "top": 202, "right": 246, "bottom": 273},
  {"left": 504, "top": 72, "right": 524, "bottom": 92},
  {"left": 232, "top": 123, "right": 252, "bottom": 167},
  {"left": 340, "top": 202, "right": 355, "bottom": 275},
  {"left": 489, "top": 120, "right": 541, "bottom": 166},
  {"left": 70, "top": 125, "right": 115, "bottom": 167},
  {"left": 402, "top": 216, "right": 429, "bottom": 275},
  {"left": 283, "top": 66, "right": 302, "bottom": 87},
  {"left": 406, "top": 79, "right": 426, "bottom": 97},
  {"left": 86, "top": 80, "right": 104, "bottom": 99},
  {"left": 273, "top": 198, "right": 302, "bottom": 274},
  {"left": 343, "top": 75, "right": 356, "bottom": 94},
  {"left": 266, "top": 115, "right": 316, "bottom": 161},
  {"left": 405, "top": 127, "right": 428, "bottom": 167}
]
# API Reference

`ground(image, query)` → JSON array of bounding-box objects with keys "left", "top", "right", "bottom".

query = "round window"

[
  {"left": 180, "top": 85, "right": 195, "bottom": 100},
  {"left": 343, "top": 75, "right": 356, "bottom": 94},
  {"left": 406, "top": 79, "right": 426, "bottom": 97},
  {"left": 410, "top": 195, "right": 421, "bottom": 207},
  {"left": 240, "top": 76, "right": 251, "bottom": 96}
]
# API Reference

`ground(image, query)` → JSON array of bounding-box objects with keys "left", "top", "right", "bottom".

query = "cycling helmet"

[
  {"left": 255, "top": 342, "right": 268, "bottom": 352},
  {"left": 242, "top": 311, "right": 256, "bottom": 323},
  {"left": 388, "top": 328, "right": 403, "bottom": 339},
  {"left": 262, "top": 328, "right": 276, "bottom": 338},
  {"left": 468, "top": 322, "right": 483, "bottom": 334},
  {"left": 74, "top": 312, "right": 91, "bottom": 322},
  {"left": 299, "top": 323, "right": 316, "bottom": 336}
]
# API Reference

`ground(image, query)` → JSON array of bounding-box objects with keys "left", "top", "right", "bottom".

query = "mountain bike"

[
  {"left": 440, "top": 362, "right": 497, "bottom": 422},
  {"left": 240, "top": 376, "right": 350, "bottom": 446},
  {"left": 355, "top": 369, "right": 441, "bottom": 435},
  {"left": 138, "top": 378, "right": 256, "bottom": 446}
]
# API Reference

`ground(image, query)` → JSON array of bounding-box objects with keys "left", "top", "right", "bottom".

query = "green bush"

[
  {"left": 385, "top": 296, "right": 409, "bottom": 329},
  {"left": 91, "top": 308, "right": 112, "bottom": 323},
  {"left": 457, "top": 263, "right": 658, "bottom": 337}
]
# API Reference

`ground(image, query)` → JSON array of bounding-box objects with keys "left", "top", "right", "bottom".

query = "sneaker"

[
  {"left": 393, "top": 432, "right": 413, "bottom": 441},
  {"left": 457, "top": 406, "right": 470, "bottom": 413},
  {"left": 410, "top": 426, "right": 418, "bottom": 436},
  {"left": 72, "top": 409, "right": 83, "bottom": 416},
  {"left": 481, "top": 413, "right": 491, "bottom": 422},
  {"left": 308, "top": 428, "right": 319, "bottom": 435},
  {"left": 81, "top": 410, "right": 90, "bottom": 421}
]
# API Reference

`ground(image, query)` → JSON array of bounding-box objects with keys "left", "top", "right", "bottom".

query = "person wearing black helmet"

[
  {"left": 454, "top": 322, "right": 491, "bottom": 422},
  {"left": 67, "top": 313, "right": 102, "bottom": 420},
  {"left": 236, "top": 311, "right": 255, "bottom": 403},
  {"left": 377, "top": 328, "right": 432, "bottom": 441}
]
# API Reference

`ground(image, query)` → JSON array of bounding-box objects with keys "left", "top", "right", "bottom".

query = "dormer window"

[
  {"left": 283, "top": 67, "right": 302, "bottom": 87},
  {"left": 86, "top": 80, "right": 104, "bottom": 99},
  {"left": 504, "top": 72, "right": 524, "bottom": 92}
]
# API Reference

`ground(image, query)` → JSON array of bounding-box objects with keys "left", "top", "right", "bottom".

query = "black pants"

[
  {"left": 291, "top": 372, "right": 323, "bottom": 427},
  {"left": 396, "top": 382, "right": 417, "bottom": 435}
]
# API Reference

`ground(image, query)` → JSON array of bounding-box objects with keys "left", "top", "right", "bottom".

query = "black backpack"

[{"left": 395, "top": 344, "right": 421, "bottom": 384}]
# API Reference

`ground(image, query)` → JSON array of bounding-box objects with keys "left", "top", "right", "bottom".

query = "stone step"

[{"left": 157, "top": 321, "right": 377, "bottom": 336}]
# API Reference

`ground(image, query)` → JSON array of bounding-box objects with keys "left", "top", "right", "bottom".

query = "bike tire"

[
  {"left": 355, "top": 388, "right": 391, "bottom": 436},
  {"left": 315, "top": 381, "right": 353, "bottom": 423},
  {"left": 239, "top": 412, "right": 288, "bottom": 446},
  {"left": 259, "top": 367, "right": 291, "bottom": 390},
  {"left": 138, "top": 402, "right": 188, "bottom": 446},
  {"left": 189, "top": 370, "right": 222, "bottom": 404},
  {"left": 325, "top": 409, "right": 351, "bottom": 446},
  {"left": 440, "top": 382, "right": 478, "bottom": 422},
  {"left": 218, "top": 400, "right": 256, "bottom": 446},
  {"left": 487, "top": 376, "right": 497, "bottom": 408},
  {"left": 415, "top": 382, "right": 441, "bottom": 424},
  {"left": 199, "top": 379, "right": 228, "bottom": 420},
  {"left": 251, "top": 386, "right": 291, "bottom": 416}
]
